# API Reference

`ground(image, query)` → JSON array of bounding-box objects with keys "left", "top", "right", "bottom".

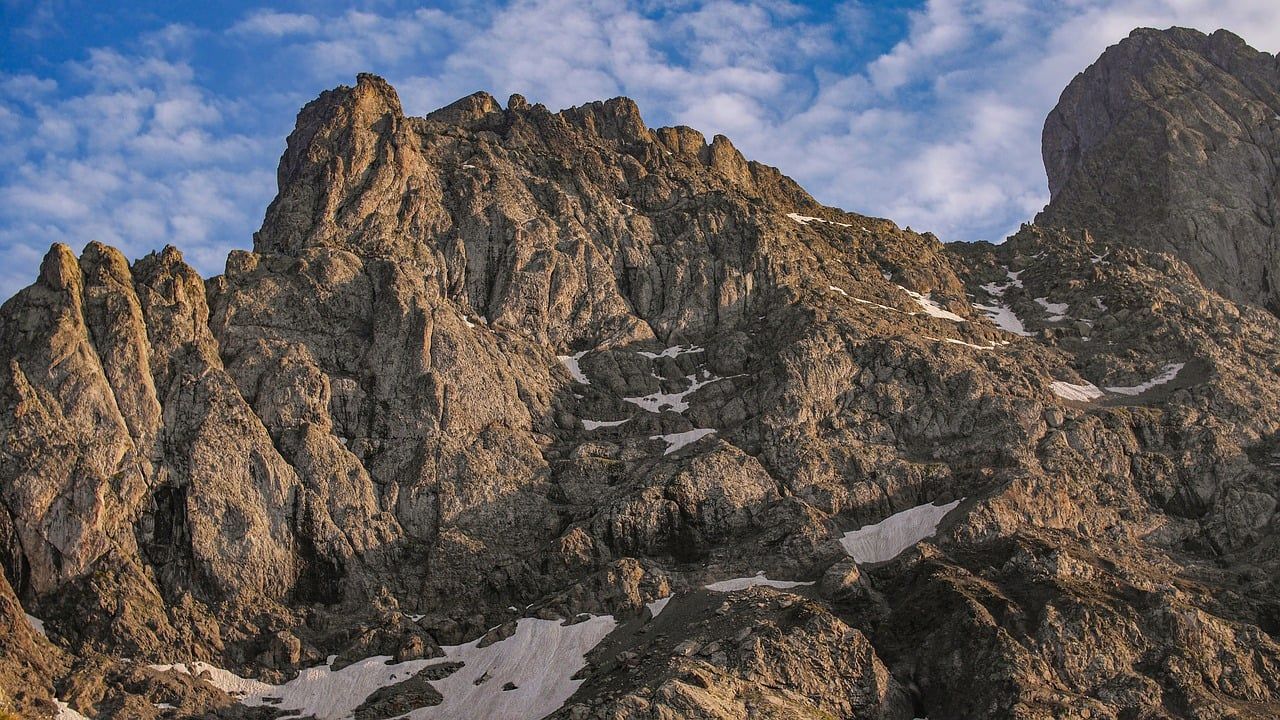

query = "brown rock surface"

[{"left": 1, "top": 47, "right": 1279, "bottom": 718}]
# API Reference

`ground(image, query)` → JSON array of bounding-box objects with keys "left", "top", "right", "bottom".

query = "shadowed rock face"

[
  {"left": 2, "top": 61, "right": 1280, "bottom": 719},
  {"left": 1039, "top": 27, "right": 1280, "bottom": 312}
]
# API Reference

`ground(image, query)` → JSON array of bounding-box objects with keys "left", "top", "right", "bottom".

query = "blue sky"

[{"left": 2, "top": 0, "right": 1279, "bottom": 299}]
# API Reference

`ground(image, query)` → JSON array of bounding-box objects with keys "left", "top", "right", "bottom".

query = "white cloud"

[
  {"left": 229, "top": 11, "right": 321, "bottom": 37},
  {"left": 0, "top": 47, "right": 272, "bottom": 297}
]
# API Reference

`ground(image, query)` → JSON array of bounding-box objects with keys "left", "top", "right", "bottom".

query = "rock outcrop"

[
  {"left": 2, "top": 40, "right": 1280, "bottom": 719},
  {"left": 1039, "top": 27, "right": 1280, "bottom": 312}
]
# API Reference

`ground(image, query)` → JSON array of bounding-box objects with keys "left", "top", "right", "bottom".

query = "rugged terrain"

[{"left": 2, "top": 26, "right": 1279, "bottom": 720}]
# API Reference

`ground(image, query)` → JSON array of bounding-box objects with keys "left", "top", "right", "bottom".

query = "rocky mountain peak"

[
  {"left": 5, "top": 44, "right": 1280, "bottom": 720},
  {"left": 1038, "top": 26, "right": 1280, "bottom": 312}
]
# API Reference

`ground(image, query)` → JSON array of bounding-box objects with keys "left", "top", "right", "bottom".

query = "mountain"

[
  {"left": 3, "top": 30, "right": 1280, "bottom": 720},
  {"left": 1039, "top": 27, "right": 1280, "bottom": 313}
]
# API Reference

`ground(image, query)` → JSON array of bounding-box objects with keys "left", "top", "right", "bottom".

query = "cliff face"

[
  {"left": 1039, "top": 27, "right": 1280, "bottom": 312},
  {"left": 2, "top": 55, "right": 1280, "bottom": 719}
]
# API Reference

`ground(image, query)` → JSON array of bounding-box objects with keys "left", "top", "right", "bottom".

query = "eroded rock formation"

[{"left": 2, "top": 30, "right": 1279, "bottom": 719}]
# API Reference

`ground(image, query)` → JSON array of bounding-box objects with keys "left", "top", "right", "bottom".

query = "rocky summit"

[{"left": 2, "top": 26, "right": 1280, "bottom": 720}]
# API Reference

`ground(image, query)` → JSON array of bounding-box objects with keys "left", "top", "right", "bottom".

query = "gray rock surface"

[{"left": 1039, "top": 27, "right": 1280, "bottom": 312}]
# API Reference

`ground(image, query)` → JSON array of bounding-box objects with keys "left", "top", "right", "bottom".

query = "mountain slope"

[{"left": 1, "top": 52, "right": 1279, "bottom": 719}]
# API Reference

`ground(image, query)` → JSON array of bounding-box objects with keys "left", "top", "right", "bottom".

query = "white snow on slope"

[
  {"left": 828, "top": 285, "right": 849, "bottom": 297},
  {"left": 646, "top": 596, "right": 672, "bottom": 619},
  {"left": 637, "top": 345, "right": 704, "bottom": 360},
  {"left": 840, "top": 499, "right": 962, "bottom": 564},
  {"left": 415, "top": 616, "right": 617, "bottom": 719},
  {"left": 705, "top": 572, "right": 815, "bottom": 592},
  {"left": 898, "top": 286, "right": 965, "bottom": 322},
  {"left": 786, "top": 212, "right": 852, "bottom": 228},
  {"left": 623, "top": 371, "right": 723, "bottom": 413},
  {"left": 1034, "top": 297, "right": 1069, "bottom": 322},
  {"left": 1105, "top": 362, "right": 1185, "bottom": 396},
  {"left": 26, "top": 613, "right": 46, "bottom": 636},
  {"left": 973, "top": 303, "right": 1032, "bottom": 337},
  {"left": 925, "top": 336, "right": 1005, "bottom": 350},
  {"left": 651, "top": 428, "right": 715, "bottom": 455},
  {"left": 557, "top": 351, "right": 590, "bottom": 385},
  {"left": 853, "top": 297, "right": 907, "bottom": 314},
  {"left": 583, "top": 418, "right": 629, "bottom": 431},
  {"left": 1050, "top": 380, "right": 1105, "bottom": 402},
  {"left": 980, "top": 268, "right": 1023, "bottom": 297},
  {"left": 155, "top": 616, "right": 617, "bottom": 720},
  {"left": 55, "top": 700, "right": 91, "bottom": 720}
]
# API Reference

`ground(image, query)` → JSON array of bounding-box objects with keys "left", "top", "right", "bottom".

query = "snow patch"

[
  {"left": 925, "top": 336, "right": 1005, "bottom": 350},
  {"left": 623, "top": 371, "right": 723, "bottom": 414},
  {"left": 646, "top": 596, "right": 672, "bottom": 619},
  {"left": 1050, "top": 380, "right": 1105, "bottom": 402},
  {"left": 583, "top": 418, "right": 629, "bottom": 431},
  {"left": 636, "top": 344, "right": 703, "bottom": 360},
  {"left": 828, "top": 285, "right": 849, "bottom": 297},
  {"left": 980, "top": 268, "right": 1023, "bottom": 297},
  {"left": 898, "top": 286, "right": 965, "bottom": 322},
  {"left": 786, "top": 212, "right": 852, "bottom": 228},
  {"left": 1035, "top": 297, "right": 1070, "bottom": 322},
  {"left": 557, "top": 351, "right": 591, "bottom": 385},
  {"left": 1105, "top": 362, "right": 1185, "bottom": 396},
  {"left": 25, "top": 613, "right": 45, "bottom": 636},
  {"left": 853, "top": 297, "right": 907, "bottom": 314},
  {"left": 651, "top": 428, "right": 715, "bottom": 455},
  {"left": 973, "top": 303, "right": 1032, "bottom": 337},
  {"left": 55, "top": 700, "right": 91, "bottom": 720},
  {"left": 154, "top": 616, "right": 617, "bottom": 720},
  {"left": 705, "top": 572, "right": 815, "bottom": 592},
  {"left": 840, "top": 499, "right": 962, "bottom": 564}
]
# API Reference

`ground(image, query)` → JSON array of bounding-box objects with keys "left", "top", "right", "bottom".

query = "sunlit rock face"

[{"left": 4, "top": 33, "right": 1280, "bottom": 718}]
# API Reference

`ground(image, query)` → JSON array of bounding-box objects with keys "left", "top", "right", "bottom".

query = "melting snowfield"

[
  {"left": 973, "top": 302, "right": 1032, "bottom": 336},
  {"left": 651, "top": 428, "right": 716, "bottom": 455},
  {"left": 840, "top": 499, "right": 963, "bottom": 564},
  {"left": 1105, "top": 362, "right": 1185, "bottom": 395},
  {"left": 154, "top": 616, "right": 617, "bottom": 720},
  {"left": 582, "top": 418, "right": 629, "bottom": 431},
  {"left": 636, "top": 344, "right": 704, "bottom": 360},
  {"left": 1052, "top": 362, "right": 1185, "bottom": 401},
  {"left": 704, "top": 572, "right": 815, "bottom": 592},
  {"left": 898, "top": 286, "right": 966, "bottom": 322},
  {"left": 1050, "top": 380, "right": 1106, "bottom": 402},
  {"left": 557, "top": 351, "right": 591, "bottom": 385},
  {"left": 1034, "top": 297, "right": 1070, "bottom": 322},
  {"left": 645, "top": 596, "right": 673, "bottom": 618},
  {"left": 623, "top": 370, "right": 723, "bottom": 413},
  {"left": 55, "top": 701, "right": 90, "bottom": 720},
  {"left": 786, "top": 212, "right": 852, "bottom": 228},
  {"left": 980, "top": 268, "right": 1024, "bottom": 297}
]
